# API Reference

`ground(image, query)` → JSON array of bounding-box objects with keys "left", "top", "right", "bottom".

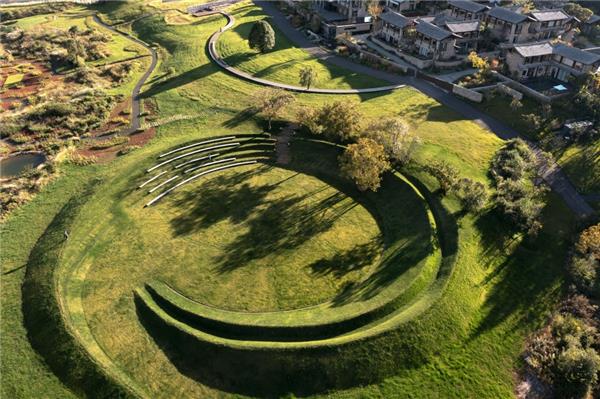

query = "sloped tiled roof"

[
  {"left": 553, "top": 44, "right": 600, "bottom": 65},
  {"left": 530, "top": 9, "right": 570, "bottom": 22},
  {"left": 416, "top": 20, "right": 454, "bottom": 41},
  {"left": 445, "top": 20, "right": 480, "bottom": 33},
  {"left": 448, "top": 0, "right": 487, "bottom": 14},
  {"left": 513, "top": 42, "right": 553, "bottom": 57},
  {"left": 488, "top": 7, "right": 529, "bottom": 24},
  {"left": 380, "top": 10, "right": 412, "bottom": 28},
  {"left": 585, "top": 14, "right": 600, "bottom": 25}
]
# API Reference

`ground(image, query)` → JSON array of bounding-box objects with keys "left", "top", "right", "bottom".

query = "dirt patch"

[
  {"left": 91, "top": 97, "right": 132, "bottom": 137},
  {"left": 78, "top": 126, "right": 156, "bottom": 164},
  {"left": 0, "top": 61, "right": 67, "bottom": 113}
]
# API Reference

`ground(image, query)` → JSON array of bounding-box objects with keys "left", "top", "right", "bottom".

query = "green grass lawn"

[
  {"left": 216, "top": 3, "right": 388, "bottom": 90},
  {"left": 0, "top": 3, "right": 579, "bottom": 399}
]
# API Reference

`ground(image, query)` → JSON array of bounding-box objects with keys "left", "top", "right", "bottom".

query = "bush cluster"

[
  {"left": 490, "top": 138, "right": 548, "bottom": 234},
  {"left": 1, "top": 25, "right": 110, "bottom": 69},
  {"left": 0, "top": 3, "right": 70, "bottom": 21},
  {"left": 524, "top": 224, "right": 600, "bottom": 398}
]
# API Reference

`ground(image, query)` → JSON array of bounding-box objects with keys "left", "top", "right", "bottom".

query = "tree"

[
  {"left": 248, "top": 20, "right": 275, "bottom": 53},
  {"left": 299, "top": 66, "right": 317, "bottom": 89},
  {"left": 296, "top": 101, "right": 362, "bottom": 142},
  {"left": 468, "top": 51, "right": 490, "bottom": 74},
  {"left": 564, "top": 3, "right": 593, "bottom": 23},
  {"left": 339, "top": 138, "right": 390, "bottom": 192},
  {"left": 490, "top": 139, "right": 549, "bottom": 234},
  {"left": 576, "top": 224, "right": 600, "bottom": 260},
  {"left": 367, "top": 0, "right": 383, "bottom": 22},
  {"left": 425, "top": 161, "right": 459, "bottom": 195},
  {"left": 555, "top": 346, "right": 600, "bottom": 398},
  {"left": 364, "top": 117, "right": 419, "bottom": 165},
  {"left": 252, "top": 88, "right": 295, "bottom": 130},
  {"left": 456, "top": 178, "right": 488, "bottom": 213}
]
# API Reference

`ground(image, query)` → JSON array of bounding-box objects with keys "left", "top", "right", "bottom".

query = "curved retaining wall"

[{"left": 207, "top": 12, "right": 406, "bottom": 94}]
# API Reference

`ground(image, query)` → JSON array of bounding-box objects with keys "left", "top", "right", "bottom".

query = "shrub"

[
  {"left": 555, "top": 346, "right": 600, "bottom": 398},
  {"left": 118, "top": 145, "right": 140, "bottom": 156},
  {"left": 248, "top": 21, "right": 276, "bottom": 53},
  {"left": 90, "top": 135, "right": 129, "bottom": 150},
  {"left": 424, "top": 161, "right": 459, "bottom": 195},
  {"left": 568, "top": 256, "right": 599, "bottom": 297},
  {"left": 455, "top": 178, "right": 488, "bottom": 212}
]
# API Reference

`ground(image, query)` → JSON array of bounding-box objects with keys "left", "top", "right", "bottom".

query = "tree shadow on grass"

[
  {"left": 309, "top": 240, "right": 381, "bottom": 279},
  {"left": 469, "top": 202, "right": 573, "bottom": 340},
  {"left": 216, "top": 190, "right": 357, "bottom": 273},
  {"left": 140, "top": 62, "right": 217, "bottom": 99}
]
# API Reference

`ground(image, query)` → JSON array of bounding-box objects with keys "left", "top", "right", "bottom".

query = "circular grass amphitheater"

[{"left": 21, "top": 133, "right": 457, "bottom": 397}]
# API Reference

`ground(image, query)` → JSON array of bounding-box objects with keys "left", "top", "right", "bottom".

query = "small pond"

[{"left": 0, "top": 153, "right": 46, "bottom": 178}]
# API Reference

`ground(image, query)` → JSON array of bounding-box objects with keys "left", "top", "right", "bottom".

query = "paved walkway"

[
  {"left": 433, "top": 68, "right": 477, "bottom": 84},
  {"left": 253, "top": 1, "right": 593, "bottom": 218},
  {"left": 208, "top": 12, "right": 406, "bottom": 94},
  {"left": 93, "top": 15, "right": 158, "bottom": 134},
  {"left": 275, "top": 124, "right": 296, "bottom": 165}
]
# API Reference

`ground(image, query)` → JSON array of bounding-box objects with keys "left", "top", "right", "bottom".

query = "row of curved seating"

[{"left": 140, "top": 134, "right": 276, "bottom": 207}]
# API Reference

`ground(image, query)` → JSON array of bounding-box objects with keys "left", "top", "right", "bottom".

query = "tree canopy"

[
  {"left": 252, "top": 88, "right": 295, "bottom": 130},
  {"left": 299, "top": 66, "right": 317, "bottom": 89},
  {"left": 339, "top": 137, "right": 390, "bottom": 192},
  {"left": 248, "top": 20, "right": 276, "bottom": 53},
  {"left": 363, "top": 117, "right": 419, "bottom": 166},
  {"left": 296, "top": 101, "right": 362, "bottom": 142}
]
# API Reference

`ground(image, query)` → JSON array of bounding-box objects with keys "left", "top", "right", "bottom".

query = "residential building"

[
  {"left": 312, "top": 0, "right": 373, "bottom": 38},
  {"left": 528, "top": 9, "right": 573, "bottom": 41},
  {"left": 445, "top": 20, "right": 480, "bottom": 53},
  {"left": 582, "top": 14, "right": 600, "bottom": 36},
  {"left": 385, "top": 0, "right": 420, "bottom": 13},
  {"left": 485, "top": 7, "right": 533, "bottom": 44},
  {"left": 414, "top": 20, "right": 458, "bottom": 61},
  {"left": 447, "top": 0, "right": 489, "bottom": 21},
  {"left": 379, "top": 10, "right": 414, "bottom": 46},
  {"left": 505, "top": 41, "right": 600, "bottom": 81}
]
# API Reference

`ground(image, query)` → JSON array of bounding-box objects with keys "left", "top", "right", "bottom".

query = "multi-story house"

[
  {"left": 528, "top": 9, "right": 573, "bottom": 40},
  {"left": 447, "top": 0, "right": 489, "bottom": 21},
  {"left": 385, "top": 0, "right": 421, "bottom": 13},
  {"left": 485, "top": 7, "right": 533, "bottom": 44},
  {"left": 505, "top": 41, "right": 600, "bottom": 81},
  {"left": 379, "top": 10, "right": 414, "bottom": 46},
  {"left": 312, "top": 0, "right": 373, "bottom": 38},
  {"left": 414, "top": 20, "right": 458, "bottom": 61},
  {"left": 445, "top": 20, "right": 480, "bottom": 53},
  {"left": 582, "top": 14, "right": 600, "bottom": 36}
]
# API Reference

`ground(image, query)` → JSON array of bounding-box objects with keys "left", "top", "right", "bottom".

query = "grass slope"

[
  {"left": 0, "top": 2, "right": 578, "bottom": 398},
  {"left": 217, "top": 3, "right": 388, "bottom": 90}
]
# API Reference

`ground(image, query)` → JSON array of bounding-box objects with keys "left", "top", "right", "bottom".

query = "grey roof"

[
  {"left": 445, "top": 20, "right": 480, "bottom": 33},
  {"left": 416, "top": 20, "right": 454, "bottom": 40},
  {"left": 585, "top": 14, "right": 600, "bottom": 25},
  {"left": 448, "top": 0, "right": 487, "bottom": 13},
  {"left": 488, "top": 7, "right": 529, "bottom": 24},
  {"left": 380, "top": 10, "right": 412, "bottom": 28},
  {"left": 553, "top": 44, "right": 600, "bottom": 65},
  {"left": 514, "top": 42, "right": 553, "bottom": 57},
  {"left": 530, "top": 9, "right": 570, "bottom": 22},
  {"left": 313, "top": 7, "right": 346, "bottom": 22}
]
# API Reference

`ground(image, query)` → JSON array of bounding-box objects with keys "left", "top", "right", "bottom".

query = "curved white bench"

[
  {"left": 145, "top": 160, "right": 258, "bottom": 207},
  {"left": 158, "top": 136, "right": 235, "bottom": 158},
  {"left": 148, "top": 175, "right": 179, "bottom": 194},
  {"left": 138, "top": 170, "right": 167, "bottom": 189},
  {"left": 175, "top": 153, "right": 220, "bottom": 169},
  {"left": 183, "top": 157, "right": 236, "bottom": 174},
  {"left": 147, "top": 142, "right": 241, "bottom": 172}
]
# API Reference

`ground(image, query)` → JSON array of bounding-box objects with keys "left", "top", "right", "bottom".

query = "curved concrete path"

[
  {"left": 93, "top": 15, "right": 158, "bottom": 133},
  {"left": 208, "top": 12, "right": 406, "bottom": 94},
  {"left": 246, "top": 1, "right": 593, "bottom": 218}
]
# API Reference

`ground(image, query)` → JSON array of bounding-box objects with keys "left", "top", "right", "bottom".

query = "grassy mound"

[{"left": 21, "top": 180, "right": 143, "bottom": 398}]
